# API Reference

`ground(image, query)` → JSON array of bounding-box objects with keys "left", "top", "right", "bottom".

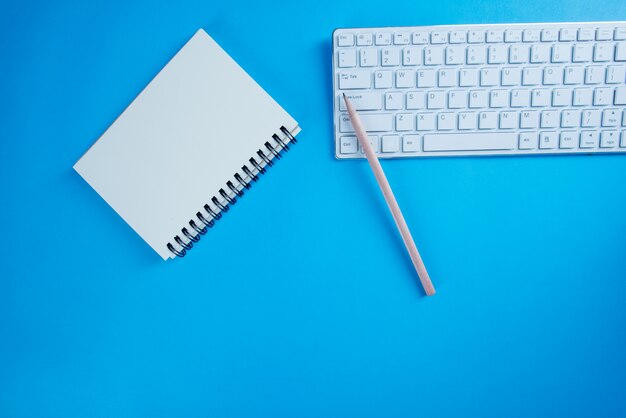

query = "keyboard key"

[
  {"left": 564, "top": 66, "right": 584, "bottom": 84},
  {"left": 560, "top": 131, "right": 577, "bottom": 148},
  {"left": 340, "top": 136, "right": 358, "bottom": 153},
  {"left": 621, "top": 131, "right": 626, "bottom": 147},
  {"left": 417, "top": 69, "right": 436, "bottom": 87},
  {"left": 449, "top": 31, "right": 467, "bottom": 43},
  {"left": 403, "top": 47, "right": 422, "bottom": 65},
  {"left": 560, "top": 28, "right": 576, "bottom": 41},
  {"left": 531, "top": 89, "right": 550, "bottom": 106},
  {"left": 596, "top": 28, "right": 613, "bottom": 41},
  {"left": 396, "top": 70, "right": 415, "bottom": 88},
  {"left": 509, "top": 44, "right": 529, "bottom": 63},
  {"left": 531, "top": 44, "right": 550, "bottom": 63},
  {"left": 502, "top": 67, "right": 521, "bottom": 86},
  {"left": 357, "top": 33, "right": 373, "bottom": 46},
  {"left": 539, "top": 131, "right": 558, "bottom": 149},
  {"left": 487, "top": 29, "right": 504, "bottom": 43},
  {"left": 505, "top": 29, "right": 522, "bottom": 42},
  {"left": 337, "top": 33, "right": 354, "bottom": 46},
  {"left": 602, "top": 109, "right": 621, "bottom": 126},
  {"left": 406, "top": 91, "right": 426, "bottom": 109},
  {"left": 490, "top": 90, "right": 508, "bottom": 108},
  {"left": 374, "top": 70, "right": 392, "bottom": 88},
  {"left": 573, "top": 44, "right": 592, "bottom": 62},
  {"left": 511, "top": 89, "right": 531, "bottom": 107},
  {"left": 593, "top": 44, "right": 612, "bottom": 62},
  {"left": 460, "top": 68, "right": 479, "bottom": 86},
  {"left": 522, "top": 67, "right": 542, "bottom": 85},
  {"left": 600, "top": 131, "right": 618, "bottom": 148},
  {"left": 543, "top": 66, "right": 563, "bottom": 84},
  {"left": 479, "top": 111, "right": 497, "bottom": 129},
  {"left": 616, "top": 42, "right": 626, "bottom": 61},
  {"left": 458, "top": 112, "right": 477, "bottom": 130},
  {"left": 541, "top": 29, "right": 558, "bottom": 42},
  {"left": 340, "top": 113, "right": 393, "bottom": 132},
  {"left": 468, "top": 30, "right": 485, "bottom": 43},
  {"left": 480, "top": 68, "right": 499, "bottom": 86},
  {"left": 396, "top": 113, "right": 414, "bottom": 131},
  {"left": 431, "top": 31, "right": 448, "bottom": 44},
  {"left": 382, "top": 135, "right": 401, "bottom": 152},
  {"left": 359, "top": 135, "right": 379, "bottom": 153},
  {"left": 381, "top": 47, "right": 401, "bottom": 66},
  {"left": 582, "top": 109, "right": 601, "bottom": 127},
  {"left": 423, "top": 132, "right": 517, "bottom": 151},
  {"left": 445, "top": 46, "right": 464, "bottom": 65},
  {"left": 359, "top": 48, "right": 378, "bottom": 67},
  {"left": 616, "top": 28, "right": 626, "bottom": 41},
  {"left": 467, "top": 45, "right": 487, "bottom": 64},
  {"left": 520, "top": 110, "right": 539, "bottom": 128},
  {"left": 551, "top": 44, "right": 571, "bottom": 62},
  {"left": 606, "top": 65, "right": 626, "bottom": 84},
  {"left": 561, "top": 110, "right": 581, "bottom": 127},
  {"left": 523, "top": 29, "right": 540, "bottom": 42},
  {"left": 339, "top": 71, "right": 371, "bottom": 89},
  {"left": 394, "top": 33, "right": 410, "bottom": 45},
  {"left": 448, "top": 90, "right": 467, "bottom": 108},
  {"left": 500, "top": 111, "right": 518, "bottom": 129},
  {"left": 427, "top": 91, "right": 446, "bottom": 109},
  {"left": 375, "top": 33, "right": 392, "bottom": 45},
  {"left": 438, "top": 112, "right": 456, "bottom": 130},
  {"left": 594, "top": 87, "right": 612, "bottom": 105},
  {"left": 416, "top": 113, "right": 436, "bottom": 130},
  {"left": 412, "top": 32, "right": 429, "bottom": 44},
  {"left": 403, "top": 135, "right": 421, "bottom": 152},
  {"left": 578, "top": 28, "right": 594, "bottom": 41},
  {"left": 438, "top": 69, "right": 457, "bottom": 87},
  {"left": 580, "top": 131, "right": 599, "bottom": 148},
  {"left": 573, "top": 88, "right": 593, "bottom": 106},
  {"left": 615, "top": 86, "right": 626, "bottom": 105},
  {"left": 385, "top": 92, "right": 403, "bottom": 110},
  {"left": 469, "top": 90, "right": 488, "bottom": 108},
  {"left": 540, "top": 110, "right": 559, "bottom": 128},
  {"left": 339, "top": 92, "right": 382, "bottom": 111},
  {"left": 488, "top": 45, "right": 508, "bottom": 64},
  {"left": 584, "top": 66, "right": 604, "bottom": 84},
  {"left": 424, "top": 46, "right": 444, "bottom": 65},
  {"left": 519, "top": 132, "right": 538, "bottom": 149},
  {"left": 338, "top": 50, "right": 357, "bottom": 67},
  {"left": 552, "top": 88, "right": 572, "bottom": 106}
]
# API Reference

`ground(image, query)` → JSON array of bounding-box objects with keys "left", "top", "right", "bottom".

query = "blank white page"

[{"left": 74, "top": 29, "right": 299, "bottom": 259}]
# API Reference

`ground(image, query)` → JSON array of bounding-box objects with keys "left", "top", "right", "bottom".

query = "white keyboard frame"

[{"left": 332, "top": 22, "right": 626, "bottom": 159}]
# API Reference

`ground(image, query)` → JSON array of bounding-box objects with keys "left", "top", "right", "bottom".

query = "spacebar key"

[{"left": 423, "top": 133, "right": 517, "bottom": 152}]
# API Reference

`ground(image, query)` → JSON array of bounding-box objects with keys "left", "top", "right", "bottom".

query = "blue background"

[{"left": 2, "top": 0, "right": 626, "bottom": 416}]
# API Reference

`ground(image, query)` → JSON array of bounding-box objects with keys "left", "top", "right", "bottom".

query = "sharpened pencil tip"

[{"left": 342, "top": 92, "right": 346, "bottom": 98}]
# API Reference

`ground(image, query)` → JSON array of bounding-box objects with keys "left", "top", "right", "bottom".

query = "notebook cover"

[{"left": 74, "top": 29, "right": 300, "bottom": 259}]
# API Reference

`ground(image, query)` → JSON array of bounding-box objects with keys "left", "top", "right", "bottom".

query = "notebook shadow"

[{"left": 68, "top": 168, "right": 160, "bottom": 266}]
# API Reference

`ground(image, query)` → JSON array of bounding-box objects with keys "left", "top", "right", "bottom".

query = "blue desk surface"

[{"left": 2, "top": 0, "right": 626, "bottom": 416}]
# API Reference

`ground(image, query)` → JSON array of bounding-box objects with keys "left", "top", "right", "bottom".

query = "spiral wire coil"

[{"left": 166, "top": 126, "right": 297, "bottom": 258}]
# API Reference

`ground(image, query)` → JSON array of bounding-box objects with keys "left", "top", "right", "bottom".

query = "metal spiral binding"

[{"left": 166, "top": 126, "right": 297, "bottom": 258}]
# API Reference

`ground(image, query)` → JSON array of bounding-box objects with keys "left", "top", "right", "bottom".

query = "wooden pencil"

[{"left": 343, "top": 93, "right": 436, "bottom": 296}]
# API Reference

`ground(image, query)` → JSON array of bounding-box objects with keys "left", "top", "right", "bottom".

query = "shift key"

[
  {"left": 338, "top": 71, "right": 371, "bottom": 89},
  {"left": 340, "top": 113, "right": 393, "bottom": 132}
]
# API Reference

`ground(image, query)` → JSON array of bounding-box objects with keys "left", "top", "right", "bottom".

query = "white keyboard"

[{"left": 332, "top": 22, "right": 626, "bottom": 158}]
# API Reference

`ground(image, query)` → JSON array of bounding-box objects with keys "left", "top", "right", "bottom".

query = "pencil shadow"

[
  {"left": 319, "top": 39, "right": 428, "bottom": 297},
  {"left": 356, "top": 163, "right": 430, "bottom": 297}
]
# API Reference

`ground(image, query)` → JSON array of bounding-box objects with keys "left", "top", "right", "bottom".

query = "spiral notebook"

[{"left": 74, "top": 29, "right": 300, "bottom": 260}]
